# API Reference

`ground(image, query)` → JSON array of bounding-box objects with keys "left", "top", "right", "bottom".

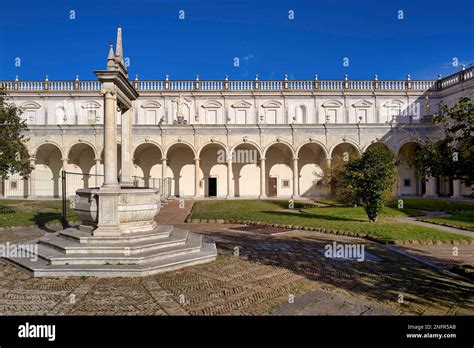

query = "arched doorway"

[
  {"left": 264, "top": 142, "right": 294, "bottom": 197},
  {"left": 198, "top": 143, "right": 228, "bottom": 197}
]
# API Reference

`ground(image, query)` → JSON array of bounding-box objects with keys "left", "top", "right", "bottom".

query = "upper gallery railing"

[{"left": 1, "top": 66, "right": 472, "bottom": 93}]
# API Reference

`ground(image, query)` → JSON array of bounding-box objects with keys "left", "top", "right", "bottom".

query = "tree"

[
  {"left": 413, "top": 97, "right": 474, "bottom": 186},
  {"left": 0, "top": 89, "right": 32, "bottom": 179},
  {"left": 340, "top": 147, "right": 398, "bottom": 222}
]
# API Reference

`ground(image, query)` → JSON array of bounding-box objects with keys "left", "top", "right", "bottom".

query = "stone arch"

[
  {"left": 163, "top": 140, "right": 197, "bottom": 159},
  {"left": 131, "top": 140, "right": 163, "bottom": 158},
  {"left": 230, "top": 140, "right": 263, "bottom": 158},
  {"left": 133, "top": 142, "right": 163, "bottom": 188},
  {"left": 328, "top": 140, "right": 361, "bottom": 159},
  {"left": 297, "top": 142, "right": 328, "bottom": 198},
  {"left": 198, "top": 142, "right": 229, "bottom": 197},
  {"left": 230, "top": 142, "right": 262, "bottom": 197},
  {"left": 296, "top": 140, "right": 329, "bottom": 159},
  {"left": 263, "top": 139, "right": 295, "bottom": 158},
  {"left": 166, "top": 142, "right": 196, "bottom": 197},
  {"left": 66, "top": 142, "right": 97, "bottom": 195},
  {"left": 65, "top": 141, "right": 98, "bottom": 160},
  {"left": 197, "top": 140, "right": 228, "bottom": 158},
  {"left": 33, "top": 141, "right": 65, "bottom": 159},
  {"left": 363, "top": 141, "right": 394, "bottom": 153},
  {"left": 34, "top": 142, "right": 64, "bottom": 197},
  {"left": 398, "top": 141, "right": 423, "bottom": 196},
  {"left": 265, "top": 142, "right": 295, "bottom": 197}
]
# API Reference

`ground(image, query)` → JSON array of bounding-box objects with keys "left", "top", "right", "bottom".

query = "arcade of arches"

[{"left": 2, "top": 140, "right": 472, "bottom": 199}]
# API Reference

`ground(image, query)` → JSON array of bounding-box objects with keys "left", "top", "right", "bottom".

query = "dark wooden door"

[
  {"left": 208, "top": 177, "right": 217, "bottom": 197},
  {"left": 268, "top": 177, "right": 277, "bottom": 197}
]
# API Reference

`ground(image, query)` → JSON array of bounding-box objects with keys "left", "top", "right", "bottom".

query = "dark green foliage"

[
  {"left": 341, "top": 147, "right": 398, "bottom": 222},
  {"left": 413, "top": 97, "right": 473, "bottom": 186},
  {"left": 0, "top": 89, "right": 31, "bottom": 179}
]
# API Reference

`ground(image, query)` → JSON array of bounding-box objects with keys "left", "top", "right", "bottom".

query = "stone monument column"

[
  {"left": 102, "top": 83, "right": 118, "bottom": 188},
  {"left": 120, "top": 107, "right": 133, "bottom": 186}
]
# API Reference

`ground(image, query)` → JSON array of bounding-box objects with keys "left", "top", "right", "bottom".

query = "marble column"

[
  {"left": 292, "top": 157, "right": 299, "bottom": 198},
  {"left": 423, "top": 176, "right": 438, "bottom": 197},
  {"left": 62, "top": 158, "right": 68, "bottom": 173},
  {"left": 28, "top": 157, "right": 36, "bottom": 198},
  {"left": 95, "top": 158, "right": 101, "bottom": 187},
  {"left": 161, "top": 158, "right": 167, "bottom": 198},
  {"left": 227, "top": 158, "right": 232, "bottom": 198},
  {"left": 259, "top": 158, "right": 266, "bottom": 198},
  {"left": 194, "top": 158, "right": 200, "bottom": 197},
  {"left": 452, "top": 179, "right": 462, "bottom": 199},
  {"left": 102, "top": 85, "right": 118, "bottom": 188},
  {"left": 120, "top": 108, "right": 133, "bottom": 186},
  {"left": 61, "top": 158, "right": 69, "bottom": 197}
]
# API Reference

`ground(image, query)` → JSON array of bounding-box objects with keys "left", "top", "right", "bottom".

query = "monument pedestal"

[{"left": 6, "top": 187, "right": 217, "bottom": 277}]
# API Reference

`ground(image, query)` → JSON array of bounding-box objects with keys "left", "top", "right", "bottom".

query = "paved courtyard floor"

[{"left": 0, "top": 199, "right": 472, "bottom": 316}]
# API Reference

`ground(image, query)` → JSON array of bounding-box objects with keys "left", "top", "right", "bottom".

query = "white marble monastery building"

[{"left": 1, "top": 28, "right": 473, "bottom": 200}]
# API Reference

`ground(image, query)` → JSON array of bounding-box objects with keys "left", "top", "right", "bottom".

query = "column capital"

[
  {"left": 95, "top": 158, "right": 101, "bottom": 162},
  {"left": 100, "top": 82, "right": 117, "bottom": 97},
  {"left": 194, "top": 157, "right": 200, "bottom": 162},
  {"left": 161, "top": 157, "right": 168, "bottom": 162}
]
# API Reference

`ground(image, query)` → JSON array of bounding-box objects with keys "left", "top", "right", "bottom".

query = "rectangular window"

[
  {"left": 326, "top": 109, "right": 336, "bottom": 123},
  {"left": 236, "top": 110, "right": 246, "bottom": 124},
  {"left": 26, "top": 110, "right": 36, "bottom": 124},
  {"left": 87, "top": 110, "right": 97, "bottom": 124},
  {"left": 403, "top": 178, "right": 411, "bottom": 187},
  {"left": 207, "top": 110, "right": 217, "bottom": 124},
  {"left": 356, "top": 109, "right": 367, "bottom": 123},
  {"left": 10, "top": 181, "right": 18, "bottom": 190},
  {"left": 282, "top": 179, "right": 290, "bottom": 188},
  {"left": 146, "top": 110, "right": 156, "bottom": 125},
  {"left": 266, "top": 109, "right": 277, "bottom": 124}
]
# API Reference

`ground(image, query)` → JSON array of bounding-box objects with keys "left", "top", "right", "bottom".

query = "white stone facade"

[{"left": 1, "top": 67, "right": 473, "bottom": 199}]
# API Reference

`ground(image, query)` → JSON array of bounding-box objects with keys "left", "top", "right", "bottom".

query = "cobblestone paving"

[{"left": 0, "top": 199, "right": 472, "bottom": 316}]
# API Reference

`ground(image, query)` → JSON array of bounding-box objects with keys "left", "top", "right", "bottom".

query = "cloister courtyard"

[{"left": 0, "top": 198, "right": 472, "bottom": 316}]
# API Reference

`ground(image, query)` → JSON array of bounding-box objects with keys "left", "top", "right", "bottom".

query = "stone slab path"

[{"left": 0, "top": 199, "right": 472, "bottom": 316}]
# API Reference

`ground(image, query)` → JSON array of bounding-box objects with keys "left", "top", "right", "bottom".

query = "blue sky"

[{"left": 0, "top": 0, "right": 473, "bottom": 81}]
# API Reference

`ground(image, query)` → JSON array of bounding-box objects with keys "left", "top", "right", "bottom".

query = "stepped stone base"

[
  {"left": 5, "top": 225, "right": 217, "bottom": 277},
  {"left": 4, "top": 187, "right": 217, "bottom": 277}
]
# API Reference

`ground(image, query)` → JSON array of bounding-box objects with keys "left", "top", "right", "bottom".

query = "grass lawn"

[
  {"left": 190, "top": 200, "right": 472, "bottom": 244},
  {"left": 419, "top": 212, "right": 474, "bottom": 231},
  {"left": 386, "top": 198, "right": 474, "bottom": 212},
  {"left": 0, "top": 199, "right": 79, "bottom": 228},
  {"left": 386, "top": 198, "right": 474, "bottom": 231}
]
